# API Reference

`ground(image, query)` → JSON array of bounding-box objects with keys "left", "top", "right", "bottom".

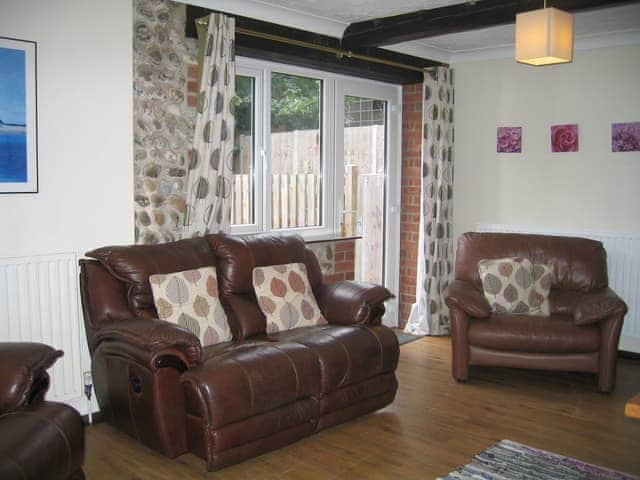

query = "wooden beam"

[
  {"left": 185, "top": 6, "right": 442, "bottom": 85},
  {"left": 342, "top": 0, "right": 640, "bottom": 48}
]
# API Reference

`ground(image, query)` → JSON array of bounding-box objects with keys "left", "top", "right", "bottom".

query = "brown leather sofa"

[
  {"left": 79, "top": 233, "right": 399, "bottom": 470},
  {"left": 0, "top": 343, "right": 85, "bottom": 480},
  {"left": 445, "top": 232, "right": 627, "bottom": 392}
]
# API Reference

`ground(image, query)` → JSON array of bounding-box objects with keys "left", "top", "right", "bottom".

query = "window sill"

[{"left": 304, "top": 234, "right": 362, "bottom": 245}]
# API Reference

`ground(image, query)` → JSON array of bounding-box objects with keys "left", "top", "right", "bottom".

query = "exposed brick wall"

[
  {"left": 399, "top": 83, "right": 423, "bottom": 327},
  {"left": 323, "top": 240, "right": 355, "bottom": 283},
  {"left": 187, "top": 64, "right": 199, "bottom": 108}
]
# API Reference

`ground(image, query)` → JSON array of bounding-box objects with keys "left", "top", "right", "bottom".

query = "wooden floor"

[{"left": 85, "top": 337, "right": 640, "bottom": 479}]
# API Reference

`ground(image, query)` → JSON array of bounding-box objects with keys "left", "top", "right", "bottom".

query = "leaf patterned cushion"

[
  {"left": 149, "top": 267, "right": 232, "bottom": 346},
  {"left": 478, "top": 257, "right": 551, "bottom": 316},
  {"left": 252, "top": 263, "right": 327, "bottom": 334}
]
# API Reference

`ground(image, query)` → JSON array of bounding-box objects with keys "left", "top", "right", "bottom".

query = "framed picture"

[
  {"left": 611, "top": 122, "right": 640, "bottom": 152},
  {"left": 0, "top": 36, "right": 38, "bottom": 193},
  {"left": 550, "top": 124, "right": 578, "bottom": 153},
  {"left": 497, "top": 126, "right": 522, "bottom": 153}
]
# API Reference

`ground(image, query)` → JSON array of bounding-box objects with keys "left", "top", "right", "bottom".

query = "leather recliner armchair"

[
  {"left": 444, "top": 232, "right": 627, "bottom": 392},
  {"left": 0, "top": 343, "right": 85, "bottom": 479}
]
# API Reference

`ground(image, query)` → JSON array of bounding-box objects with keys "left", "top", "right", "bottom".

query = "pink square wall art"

[
  {"left": 497, "top": 127, "right": 522, "bottom": 153},
  {"left": 550, "top": 124, "right": 579, "bottom": 152},
  {"left": 612, "top": 122, "right": 640, "bottom": 152}
]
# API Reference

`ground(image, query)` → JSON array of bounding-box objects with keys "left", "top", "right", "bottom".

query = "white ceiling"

[
  {"left": 193, "top": 0, "right": 640, "bottom": 62},
  {"left": 251, "top": 0, "right": 467, "bottom": 23}
]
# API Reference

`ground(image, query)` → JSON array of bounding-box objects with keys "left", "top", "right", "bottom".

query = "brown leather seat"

[
  {"left": 0, "top": 343, "right": 85, "bottom": 480},
  {"left": 80, "top": 232, "right": 398, "bottom": 470},
  {"left": 467, "top": 315, "right": 601, "bottom": 353},
  {"left": 445, "top": 232, "right": 627, "bottom": 392}
]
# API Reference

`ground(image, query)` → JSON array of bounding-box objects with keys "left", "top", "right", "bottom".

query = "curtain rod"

[{"left": 196, "top": 17, "right": 430, "bottom": 73}]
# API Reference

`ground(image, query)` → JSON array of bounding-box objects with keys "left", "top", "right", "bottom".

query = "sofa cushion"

[
  {"left": 456, "top": 232, "right": 608, "bottom": 292},
  {"left": 206, "top": 233, "right": 323, "bottom": 339},
  {"left": 272, "top": 325, "right": 399, "bottom": 394},
  {"left": 253, "top": 263, "right": 327, "bottom": 334},
  {"left": 468, "top": 314, "right": 600, "bottom": 353},
  {"left": 150, "top": 267, "right": 231, "bottom": 346},
  {"left": 532, "top": 263, "right": 553, "bottom": 315},
  {"left": 182, "top": 341, "right": 320, "bottom": 429},
  {"left": 86, "top": 238, "right": 217, "bottom": 317}
]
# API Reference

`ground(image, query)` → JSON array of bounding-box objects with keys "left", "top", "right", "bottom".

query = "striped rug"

[{"left": 439, "top": 440, "right": 638, "bottom": 480}]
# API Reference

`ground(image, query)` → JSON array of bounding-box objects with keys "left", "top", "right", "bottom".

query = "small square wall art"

[
  {"left": 611, "top": 122, "right": 640, "bottom": 152},
  {"left": 497, "top": 126, "right": 522, "bottom": 153},
  {"left": 550, "top": 124, "right": 578, "bottom": 152}
]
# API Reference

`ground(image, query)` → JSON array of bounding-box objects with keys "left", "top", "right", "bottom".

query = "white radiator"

[
  {"left": 476, "top": 224, "right": 640, "bottom": 353},
  {"left": 0, "top": 253, "right": 86, "bottom": 407}
]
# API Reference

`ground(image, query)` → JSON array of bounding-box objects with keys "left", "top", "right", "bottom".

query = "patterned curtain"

[
  {"left": 183, "top": 13, "right": 236, "bottom": 237},
  {"left": 405, "top": 67, "right": 455, "bottom": 336}
]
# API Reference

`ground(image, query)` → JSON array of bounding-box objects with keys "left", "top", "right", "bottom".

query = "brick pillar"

[
  {"left": 322, "top": 240, "right": 355, "bottom": 283},
  {"left": 399, "top": 84, "right": 423, "bottom": 328},
  {"left": 187, "top": 64, "right": 199, "bottom": 109}
]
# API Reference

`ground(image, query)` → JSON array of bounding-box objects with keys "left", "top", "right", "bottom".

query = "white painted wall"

[
  {"left": 0, "top": 0, "right": 134, "bottom": 258},
  {"left": 453, "top": 44, "right": 640, "bottom": 240},
  {"left": 1, "top": 0, "right": 133, "bottom": 414}
]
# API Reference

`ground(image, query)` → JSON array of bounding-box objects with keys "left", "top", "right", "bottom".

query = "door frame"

[{"left": 334, "top": 79, "right": 402, "bottom": 327}]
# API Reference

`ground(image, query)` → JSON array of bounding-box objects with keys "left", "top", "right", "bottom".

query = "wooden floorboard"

[{"left": 84, "top": 337, "right": 640, "bottom": 478}]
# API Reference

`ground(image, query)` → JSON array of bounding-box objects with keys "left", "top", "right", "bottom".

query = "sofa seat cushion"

[
  {"left": 182, "top": 341, "right": 320, "bottom": 429},
  {"left": 271, "top": 325, "right": 399, "bottom": 394},
  {"left": 468, "top": 314, "right": 600, "bottom": 353},
  {"left": 0, "top": 402, "right": 85, "bottom": 480}
]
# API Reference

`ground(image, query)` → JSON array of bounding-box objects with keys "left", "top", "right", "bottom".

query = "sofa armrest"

[
  {"left": 0, "top": 342, "right": 62, "bottom": 414},
  {"left": 573, "top": 288, "right": 628, "bottom": 326},
  {"left": 94, "top": 317, "right": 202, "bottom": 367},
  {"left": 444, "top": 280, "right": 491, "bottom": 318},
  {"left": 317, "top": 281, "right": 394, "bottom": 326}
]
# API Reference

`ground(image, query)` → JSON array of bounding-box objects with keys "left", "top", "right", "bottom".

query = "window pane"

[
  {"left": 343, "top": 95, "right": 386, "bottom": 284},
  {"left": 232, "top": 75, "right": 255, "bottom": 225},
  {"left": 270, "top": 72, "right": 322, "bottom": 229}
]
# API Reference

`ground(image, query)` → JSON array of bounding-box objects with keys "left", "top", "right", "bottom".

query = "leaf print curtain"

[
  {"left": 405, "top": 66, "right": 455, "bottom": 336},
  {"left": 183, "top": 13, "right": 235, "bottom": 237}
]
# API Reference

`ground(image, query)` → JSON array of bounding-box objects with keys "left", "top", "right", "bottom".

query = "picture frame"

[
  {"left": 496, "top": 126, "right": 523, "bottom": 154},
  {"left": 0, "top": 36, "right": 38, "bottom": 193}
]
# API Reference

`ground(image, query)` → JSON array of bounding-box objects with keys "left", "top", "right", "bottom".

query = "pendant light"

[{"left": 515, "top": 0, "right": 574, "bottom": 66}]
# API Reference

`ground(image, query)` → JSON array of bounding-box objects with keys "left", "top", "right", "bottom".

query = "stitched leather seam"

[
  {"left": 362, "top": 326, "right": 385, "bottom": 373},
  {"left": 228, "top": 355, "right": 255, "bottom": 415},
  {"left": 321, "top": 329, "right": 351, "bottom": 388},
  {"left": 271, "top": 344, "right": 301, "bottom": 399}
]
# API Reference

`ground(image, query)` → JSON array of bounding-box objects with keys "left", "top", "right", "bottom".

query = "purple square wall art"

[
  {"left": 612, "top": 122, "right": 640, "bottom": 152},
  {"left": 497, "top": 127, "right": 522, "bottom": 153},
  {"left": 551, "top": 124, "right": 579, "bottom": 152}
]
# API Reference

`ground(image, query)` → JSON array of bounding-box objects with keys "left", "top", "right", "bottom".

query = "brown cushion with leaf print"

[
  {"left": 478, "top": 257, "right": 550, "bottom": 316},
  {"left": 149, "top": 266, "right": 232, "bottom": 346},
  {"left": 253, "top": 263, "right": 327, "bottom": 334}
]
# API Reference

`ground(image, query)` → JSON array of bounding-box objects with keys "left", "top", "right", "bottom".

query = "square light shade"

[{"left": 515, "top": 7, "right": 573, "bottom": 66}]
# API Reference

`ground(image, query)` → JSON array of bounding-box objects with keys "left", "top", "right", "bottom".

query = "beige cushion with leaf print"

[
  {"left": 252, "top": 263, "right": 327, "bottom": 334},
  {"left": 149, "top": 266, "right": 232, "bottom": 346},
  {"left": 479, "top": 257, "right": 545, "bottom": 315},
  {"left": 532, "top": 263, "right": 553, "bottom": 315}
]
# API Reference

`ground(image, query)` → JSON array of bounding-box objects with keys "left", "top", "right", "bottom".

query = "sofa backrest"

[
  {"left": 85, "top": 238, "right": 217, "bottom": 318},
  {"left": 455, "top": 232, "right": 608, "bottom": 292},
  {"left": 206, "top": 233, "right": 323, "bottom": 339}
]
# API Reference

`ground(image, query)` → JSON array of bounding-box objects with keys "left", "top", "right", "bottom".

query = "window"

[
  {"left": 270, "top": 72, "right": 323, "bottom": 229},
  {"left": 232, "top": 75, "right": 255, "bottom": 226}
]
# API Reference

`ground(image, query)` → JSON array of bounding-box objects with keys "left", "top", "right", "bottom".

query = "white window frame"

[{"left": 231, "top": 57, "right": 336, "bottom": 239}]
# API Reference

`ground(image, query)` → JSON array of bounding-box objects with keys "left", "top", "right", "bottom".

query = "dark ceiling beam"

[
  {"left": 186, "top": 6, "right": 442, "bottom": 85},
  {"left": 342, "top": 0, "right": 640, "bottom": 49}
]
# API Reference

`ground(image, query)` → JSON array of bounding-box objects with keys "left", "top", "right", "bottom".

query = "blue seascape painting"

[{"left": 0, "top": 46, "right": 27, "bottom": 183}]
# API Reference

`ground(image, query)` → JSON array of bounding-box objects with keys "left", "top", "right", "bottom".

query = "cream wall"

[
  {"left": 453, "top": 44, "right": 640, "bottom": 240},
  {"left": 0, "top": 0, "right": 134, "bottom": 257}
]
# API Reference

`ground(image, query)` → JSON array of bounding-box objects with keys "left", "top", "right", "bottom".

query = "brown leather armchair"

[
  {"left": 445, "top": 232, "right": 627, "bottom": 392},
  {"left": 0, "top": 343, "right": 85, "bottom": 479},
  {"left": 80, "top": 233, "right": 398, "bottom": 470}
]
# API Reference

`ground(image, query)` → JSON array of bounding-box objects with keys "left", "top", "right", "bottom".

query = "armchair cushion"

[
  {"left": 94, "top": 317, "right": 202, "bottom": 367},
  {"left": 317, "top": 281, "right": 393, "bottom": 326},
  {"left": 445, "top": 280, "right": 491, "bottom": 318},
  {"left": 573, "top": 288, "right": 628, "bottom": 326},
  {"left": 0, "top": 342, "right": 62, "bottom": 414}
]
